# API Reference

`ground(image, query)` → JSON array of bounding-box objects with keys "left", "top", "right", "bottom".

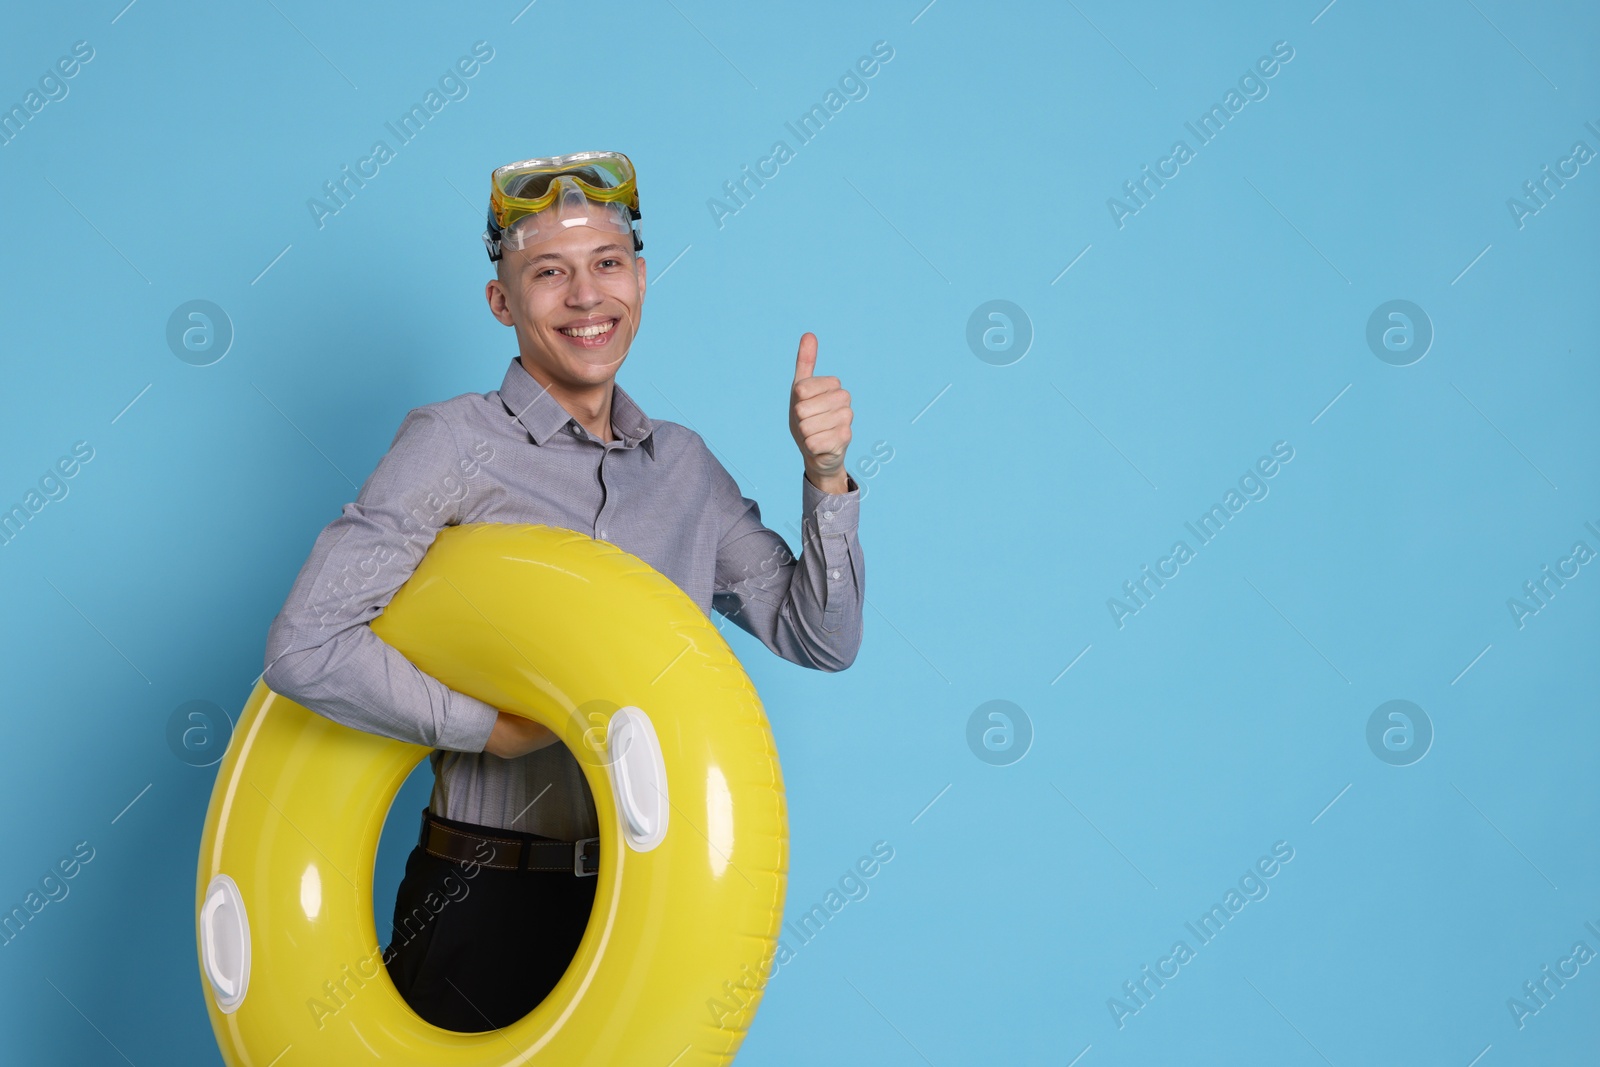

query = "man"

[{"left": 260, "top": 151, "right": 865, "bottom": 1033}]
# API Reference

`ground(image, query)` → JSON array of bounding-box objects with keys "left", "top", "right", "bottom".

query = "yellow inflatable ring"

[{"left": 195, "top": 523, "right": 788, "bottom": 1065}]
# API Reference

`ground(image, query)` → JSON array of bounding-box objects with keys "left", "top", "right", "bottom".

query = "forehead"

[
  {"left": 507, "top": 197, "right": 625, "bottom": 238},
  {"left": 511, "top": 197, "right": 630, "bottom": 248},
  {"left": 510, "top": 230, "right": 633, "bottom": 264},
  {"left": 501, "top": 230, "right": 634, "bottom": 282}
]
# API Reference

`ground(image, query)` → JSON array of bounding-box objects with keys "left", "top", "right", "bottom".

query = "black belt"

[{"left": 419, "top": 810, "right": 598, "bottom": 877}]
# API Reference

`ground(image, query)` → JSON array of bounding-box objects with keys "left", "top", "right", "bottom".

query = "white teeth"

[{"left": 560, "top": 320, "right": 615, "bottom": 338}]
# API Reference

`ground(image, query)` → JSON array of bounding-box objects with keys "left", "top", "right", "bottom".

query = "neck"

[{"left": 518, "top": 357, "right": 615, "bottom": 442}]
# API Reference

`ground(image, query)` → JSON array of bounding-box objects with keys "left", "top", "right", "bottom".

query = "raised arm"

[
  {"left": 710, "top": 461, "right": 865, "bottom": 672},
  {"left": 710, "top": 330, "right": 865, "bottom": 669},
  {"left": 261, "top": 406, "right": 544, "bottom": 754}
]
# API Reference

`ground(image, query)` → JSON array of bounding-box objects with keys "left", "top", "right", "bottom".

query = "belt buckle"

[{"left": 573, "top": 836, "right": 599, "bottom": 877}]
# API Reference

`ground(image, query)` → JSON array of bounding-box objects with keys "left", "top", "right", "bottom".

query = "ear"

[{"left": 484, "top": 277, "right": 515, "bottom": 326}]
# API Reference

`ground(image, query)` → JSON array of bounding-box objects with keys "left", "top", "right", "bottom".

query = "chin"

[{"left": 577, "top": 356, "right": 627, "bottom": 377}]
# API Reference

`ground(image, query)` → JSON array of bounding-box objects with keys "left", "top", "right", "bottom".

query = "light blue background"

[{"left": 1, "top": 1, "right": 1596, "bottom": 1063}]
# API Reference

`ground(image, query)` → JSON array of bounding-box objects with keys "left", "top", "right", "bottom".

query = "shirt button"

[
  {"left": 822, "top": 511, "right": 833, "bottom": 522},
  {"left": 599, "top": 529, "right": 608, "bottom": 539},
  {"left": 830, "top": 569, "right": 840, "bottom": 580}
]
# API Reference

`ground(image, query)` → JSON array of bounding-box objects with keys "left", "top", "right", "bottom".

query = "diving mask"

[{"left": 483, "top": 150, "right": 642, "bottom": 261}]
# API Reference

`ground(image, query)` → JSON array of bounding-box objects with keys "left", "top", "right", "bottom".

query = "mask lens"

[{"left": 500, "top": 181, "right": 634, "bottom": 253}]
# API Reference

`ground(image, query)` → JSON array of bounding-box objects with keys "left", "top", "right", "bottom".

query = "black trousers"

[{"left": 383, "top": 809, "right": 597, "bottom": 1032}]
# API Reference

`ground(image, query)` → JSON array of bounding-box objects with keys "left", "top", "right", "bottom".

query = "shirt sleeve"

[
  {"left": 709, "top": 453, "right": 865, "bottom": 672},
  {"left": 261, "top": 406, "right": 501, "bottom": 752}
]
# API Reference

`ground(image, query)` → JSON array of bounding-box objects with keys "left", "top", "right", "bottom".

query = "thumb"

[{"left": 792, "top": 332, "right": 817, "bottom": 384}]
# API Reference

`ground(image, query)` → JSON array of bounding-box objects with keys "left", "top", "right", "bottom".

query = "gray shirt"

[{"left": 262, "top": 356, "right": 864, "bottom": 839}]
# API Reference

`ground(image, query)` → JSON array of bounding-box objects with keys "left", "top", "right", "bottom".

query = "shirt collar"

[{"left": 498, "top": 357, "right": 656, "bottom": 458}]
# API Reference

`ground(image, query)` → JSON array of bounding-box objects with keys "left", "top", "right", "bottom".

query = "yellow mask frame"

[{"left": 484, "top": 151, "right": 643, "bottom": 261}]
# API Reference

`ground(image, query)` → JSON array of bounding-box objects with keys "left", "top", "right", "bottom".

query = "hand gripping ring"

[{"left": 195, "top": 524, "right": 787, "bottom": 1065}]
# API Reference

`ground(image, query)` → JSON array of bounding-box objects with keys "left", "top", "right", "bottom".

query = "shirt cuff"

[
  {"left": 802, "top": 471, "right": 861, "bottom": 530},
  {"left": 438, "top": 688, "right": 501, "bottom": 752}
]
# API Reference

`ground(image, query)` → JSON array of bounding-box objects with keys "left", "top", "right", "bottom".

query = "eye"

[{"left": 599, "top": 257, "right": 623, "bottom": 268}]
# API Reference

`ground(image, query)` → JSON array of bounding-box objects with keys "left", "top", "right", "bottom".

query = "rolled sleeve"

[
  {"left": 709, "top": 447, "right": 865, "bottom": 671},
  {"left": 262, "top": 406, "right": 500, "bottom": 752}
]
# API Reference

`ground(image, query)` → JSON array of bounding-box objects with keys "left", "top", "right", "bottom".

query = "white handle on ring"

[
  {"left": 199, "top": 874, "right": 250, "bottom": 1013},
  {"left": 614, "top": 733, "right": 655, "bottom": 838},
  {"left": 607, "top": 706, "right": 668, "bottom": 851},
  {"left": 201, "top": 892, "right": 233, "bottom": 996}
]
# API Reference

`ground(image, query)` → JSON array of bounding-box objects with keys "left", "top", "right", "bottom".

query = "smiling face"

[{"left": 485, "top": 202, "right": 647, "bottom": 390}]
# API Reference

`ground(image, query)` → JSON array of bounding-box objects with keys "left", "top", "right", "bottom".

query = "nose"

[{"left": 565, "top": 269, "right": 602, "bottom": 309}]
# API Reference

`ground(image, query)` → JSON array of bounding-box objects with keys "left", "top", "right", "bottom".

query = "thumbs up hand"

[{"left": 788, "top": 332, "right": 853, "bottom": 494}]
